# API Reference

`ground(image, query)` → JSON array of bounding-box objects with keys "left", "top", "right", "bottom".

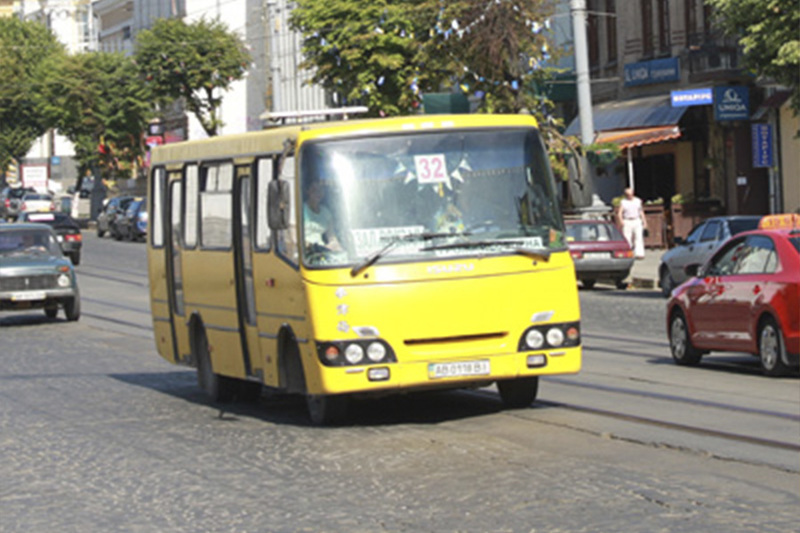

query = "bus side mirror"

[{"left": 268, "top": 179, "right": 291, "bottom": 230}]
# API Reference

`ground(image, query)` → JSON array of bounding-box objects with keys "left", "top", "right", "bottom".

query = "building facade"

[{"left": 565, "top": 0, "right": 798, "bottom": 218}]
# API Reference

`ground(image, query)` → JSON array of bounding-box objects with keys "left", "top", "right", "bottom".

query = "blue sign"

[
  {"left": 751, "top": 123, "right": 773, "bottom": 168},
  {"left": 50, "top": 156, "right": 61, "bottom": 165},
  {"left": 714, "top": 86, "right": 749, "bottom": 121},
  {"left": 671, "top": 88, "right": 713, "bottom": 107},
  {"left": 624, "top": 57, "right": 680, "bottom": 87}
]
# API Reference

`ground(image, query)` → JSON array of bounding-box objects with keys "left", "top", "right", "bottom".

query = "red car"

[
  {"left": 667, "top": 214, "right": 800, "bottom": 376},
  {"left": 565, "top": 219, "right": 634, "bottom": 289}
]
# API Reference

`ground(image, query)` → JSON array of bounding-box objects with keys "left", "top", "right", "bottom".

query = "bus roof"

[{"left": 149, "top": 114, "right": 541, "bottom": 166}]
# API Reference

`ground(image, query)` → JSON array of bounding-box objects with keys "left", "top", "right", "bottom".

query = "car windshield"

[
  {"left": 298, "top": 127, "right": 564, "bottom": 268},
  {"left": 0, "top": 229, "right": 62, "bottom": 257},
  {"left": 566, "top": 222, "right": 621, "bottom": 242}
]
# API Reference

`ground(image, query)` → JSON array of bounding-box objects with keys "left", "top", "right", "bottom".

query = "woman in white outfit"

[{"left": 615, "top": 187, "right": 647, "bottom": 259}]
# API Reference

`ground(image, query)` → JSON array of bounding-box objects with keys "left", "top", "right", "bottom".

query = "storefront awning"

[
  {"left": 594, "top": 125, "right": 681, "bottom": 149},
  {"left": 564, "top": 94, "right": 688, "bottom": 138}
]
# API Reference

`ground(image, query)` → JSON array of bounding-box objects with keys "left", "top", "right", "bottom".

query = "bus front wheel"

[
  {"left": 307, "top": 394, "right": 348, "bottom": 426},
  {"left": 497, "top": 377, "right": 539, "bottom": 409},
  {"left": 195, "top": 330, "right": 236, "bottom": 403}
]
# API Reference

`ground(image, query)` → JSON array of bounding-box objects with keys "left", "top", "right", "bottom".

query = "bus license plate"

[
  {"left": 11, "top": 291, "right": 46, "bottom": 301},
  {"left": 429, "top": 360, "right": 490, "bottom": 379}
]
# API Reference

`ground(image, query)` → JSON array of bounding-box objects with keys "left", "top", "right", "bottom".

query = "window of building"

[
  {"left": 684, "top": 0, "right": 697, "bottom": 45},
  {"left": 658, "top": 0, "right": 671, "bottom": 55},
  {"left": 607, "top": 0, "right": 617, "bottom": 63},
  {"left": 641, "top": 0, "right": 654, "bottom": 58},
  {"left": 588, "top": 0, "right": 600, "bottom": 70}
]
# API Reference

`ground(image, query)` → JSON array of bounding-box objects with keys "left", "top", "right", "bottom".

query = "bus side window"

[
  {"left": 256, "top": 158, "right": 273, "bottom": 251},
  {"left": 276, "top": 156, "right": 298, "bottom": 264}
]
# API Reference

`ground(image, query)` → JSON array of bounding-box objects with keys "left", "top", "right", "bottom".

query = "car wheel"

[
  {"left": 195, "top": 329, "right": 236, "bottom": 402},
  {"left": 759, "top": 317, "right": 790, "bottom": 377},
  {"left": 659, "top": 265, "right": 675, "bottom": 298},
  {"left": 669, "top": 310, "right": 702, "bottom": 365},
  {"left": 497, "top": 377, "right": 539, "bottom": 408},
  {"left": 44, "top": 307, "right": 58, "bottom": 319},
  {"left": 70, "top": 251, "right": 80, "bottom": 266},
  {"left": 64, "top": 295, "right": 80, "bottom": 322},
  {"left": 307, "top": 394, "right": 348, "bottom": 426},
  {"left": 582, "top": 279, "right": 596, "bottom": 290}
]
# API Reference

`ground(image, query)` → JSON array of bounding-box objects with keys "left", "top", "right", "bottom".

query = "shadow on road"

[{"left": 109, "top": 371, "right": 558, "bottom": 427}]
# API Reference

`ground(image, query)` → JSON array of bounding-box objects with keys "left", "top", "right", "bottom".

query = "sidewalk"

[{"left": 626, "top": 247, "right": 666, "bottom": 290}]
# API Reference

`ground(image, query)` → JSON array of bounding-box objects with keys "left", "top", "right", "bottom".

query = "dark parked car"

[
  {"left": 116, "top": 197, "right": 147, "bottom": 241},
  {"left": 97, "top": 195, "right": 135, "bottom": 238},
  {"left": 666, "top": 214, "right": 800, "bottom": 376},
  {"left": 566, "top": 219, "right": 634, "bottom": 289},
  {"left": 658, "top": 215, "right": 762, "bottom": 296},
  {"left": 17, "top": 211, "right": 83, "bottom": 265},
  {"left": 0, "top": 223, "right": 80, "bottom": 321},
  {"left": 1, "top": 187, "right": 36, "bottom": 221}
]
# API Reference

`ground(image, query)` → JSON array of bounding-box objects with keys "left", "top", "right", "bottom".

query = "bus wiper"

[
  {"left": 350, "top": 231, "right": 470, "bottom": 277},
  {"left": 421, "top": 240, "right": 551, "bottom": 262}
]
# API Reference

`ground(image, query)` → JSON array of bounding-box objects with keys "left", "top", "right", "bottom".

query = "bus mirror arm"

[{"left": 268, "top": 179, "right": 291, "bottom": 230}]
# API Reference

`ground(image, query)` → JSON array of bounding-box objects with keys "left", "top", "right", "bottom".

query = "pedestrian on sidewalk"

[{"left": 615, "top": 187, "right": 647, "bottom": 259}]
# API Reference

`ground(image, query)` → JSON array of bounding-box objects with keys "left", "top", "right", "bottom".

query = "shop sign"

[
  {"left": 714, "top": 86, "right": 749, "bottom": 121},
  {"left": 751, "top": 123, "right": 773, "bottom": 168},
  {"left": 624, "top": 57, "right": 680, "bottom": 86},
  {"left": 671, "top": 88, "right": 712, "bottom": 107}
]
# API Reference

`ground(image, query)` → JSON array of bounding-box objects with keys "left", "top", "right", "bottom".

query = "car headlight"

[{"left": 57, "top": 273, "right": 71, "bottom": 287}]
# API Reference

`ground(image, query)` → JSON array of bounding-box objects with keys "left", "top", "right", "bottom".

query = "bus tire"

[
  {"left": 497, "top": 377, "right": 539, "bottom": 408},
  {"left": 307, "top": 394, "right": 348, "bottom": 426},
  {"left": 278, "top": 332, "right": 307, "bottom": 394},
  {"left": 195, "top": 328, "right": 235, "bottom": 403}
]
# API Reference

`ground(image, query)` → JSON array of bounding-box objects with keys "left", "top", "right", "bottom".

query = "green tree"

[
  {"left": 0, "top": 18, "right": 65, "bottom": 178},
  {"left": 134, "top": 17, "right": 251, "bottom": 136},
  {"left": 290, "top": 0, "right": 559, "bottom": 115},
  {"left": 37, "top": 52, "right": 153, "bottom": 182},
  {"left": 706, "top": 0, "right": 800, "bottom": 112}
]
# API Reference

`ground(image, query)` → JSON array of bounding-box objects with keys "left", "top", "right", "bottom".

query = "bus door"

[
  {"left": 233, "top": 166, "right": 261, "bottom": 379},
  {"left": 166, "top": 173, "right": 192, "bottom": 363}
]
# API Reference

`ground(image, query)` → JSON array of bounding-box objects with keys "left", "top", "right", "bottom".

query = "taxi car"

[
  {"left": 566, "top": 219, "right": 634, "bottom": 289},
  {"left": 17, "top": 211, "right": 83, "bottom": 265},
  {"left": 0, "top": 224, "right": 80, "bottom": 321},
  {"left": 666, "top": 214, "right": 799, "bottom": 376}
]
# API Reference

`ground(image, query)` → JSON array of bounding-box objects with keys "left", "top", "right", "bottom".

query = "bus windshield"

[{"left": 299, "top": 127, "right": 564, "bottom": 268}]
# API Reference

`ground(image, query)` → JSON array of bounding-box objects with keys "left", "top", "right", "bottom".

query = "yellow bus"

[{"left": 147, "top": 112, "right": 581, "bottom": 424}]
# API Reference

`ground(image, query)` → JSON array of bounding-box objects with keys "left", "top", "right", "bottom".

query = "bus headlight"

[
  {"left": 344, "top": 344, "right": 365, "bottom": 364},
  {"left": 546, "top": 327, "right": 564, "bottom": 347},
  {"left": 366, "top": 342, "right": 386, "bottom": 362},
  {"left": 525, "top": 329, "right": 545, "bottom": 350}
]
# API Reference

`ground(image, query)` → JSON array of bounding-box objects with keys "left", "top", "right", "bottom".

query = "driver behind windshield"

[{"left": 303, "top": 178, "right": 343, "bottom": 253}]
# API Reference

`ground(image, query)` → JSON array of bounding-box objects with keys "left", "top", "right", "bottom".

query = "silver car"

[{"left": 658, "top": 215, "right": 761, "bottom": 296}]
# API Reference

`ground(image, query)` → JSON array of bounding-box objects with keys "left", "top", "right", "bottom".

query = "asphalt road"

[{"left": 1, "top": 233, "right": 797, "bottom": 532}]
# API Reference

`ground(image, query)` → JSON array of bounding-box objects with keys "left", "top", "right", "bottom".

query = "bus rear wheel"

[
  {"left": 497, "top": 377, "right": 539, "bottom": 408},
  {"left": 307, "top": 394, "right": 348, "bottom": 426}
]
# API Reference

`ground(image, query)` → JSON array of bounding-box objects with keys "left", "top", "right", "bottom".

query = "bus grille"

[
  {"left": 0, "top": 275, "right": 58, "bottom": 291},
  {"left": 404, "top": 332, "right": 508, "bottom": 346}
]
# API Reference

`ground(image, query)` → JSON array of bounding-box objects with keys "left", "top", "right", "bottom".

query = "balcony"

[{"left": 687, "top": 32, "right": 744, "bottom": 82}]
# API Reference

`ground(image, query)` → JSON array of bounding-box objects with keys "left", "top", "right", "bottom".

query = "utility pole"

[{"left": 570, "top": 0, "right": 594, "bottom": 146}]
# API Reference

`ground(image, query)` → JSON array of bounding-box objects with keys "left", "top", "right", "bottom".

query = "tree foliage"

[
  {"left": 37, "top": 52, "right": 153, "bottom": 181},
  {"left": 707, "top": 0, "right": 800, "bottom": 112},
  {"left": 0, "top": 18, "right": 65, "bottom": 176},
  {"left": 134, "top": 17, "right": 251, "bottom": 136},
  {"left": 290, "top": 0, "right": 559, "bottom": 116}
]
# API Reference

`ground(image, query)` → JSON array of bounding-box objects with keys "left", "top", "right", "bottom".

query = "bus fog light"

[
  {"left": 525, "top": 329, "right": 544, "bottom": 349},
  {"left": 57, "top": 274, "right": 71, "bottom": 287},
  {"left": 344, "top": 344, "right": 364, "bottom": 364},
  {"left": 526, "top": 354, "right": 547, "bottom": 368},
  {"left": 368, "top": 367, "right": 390, "bottom": 381},
  {"left": 324, "top": 345, "right": 340, "bottom": 363},
  {"left": 546, "top": 328, "right": 564, "bottom": 347},
  {"left": 366, "top": 342, "right": 386, "bottom": 362}
]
